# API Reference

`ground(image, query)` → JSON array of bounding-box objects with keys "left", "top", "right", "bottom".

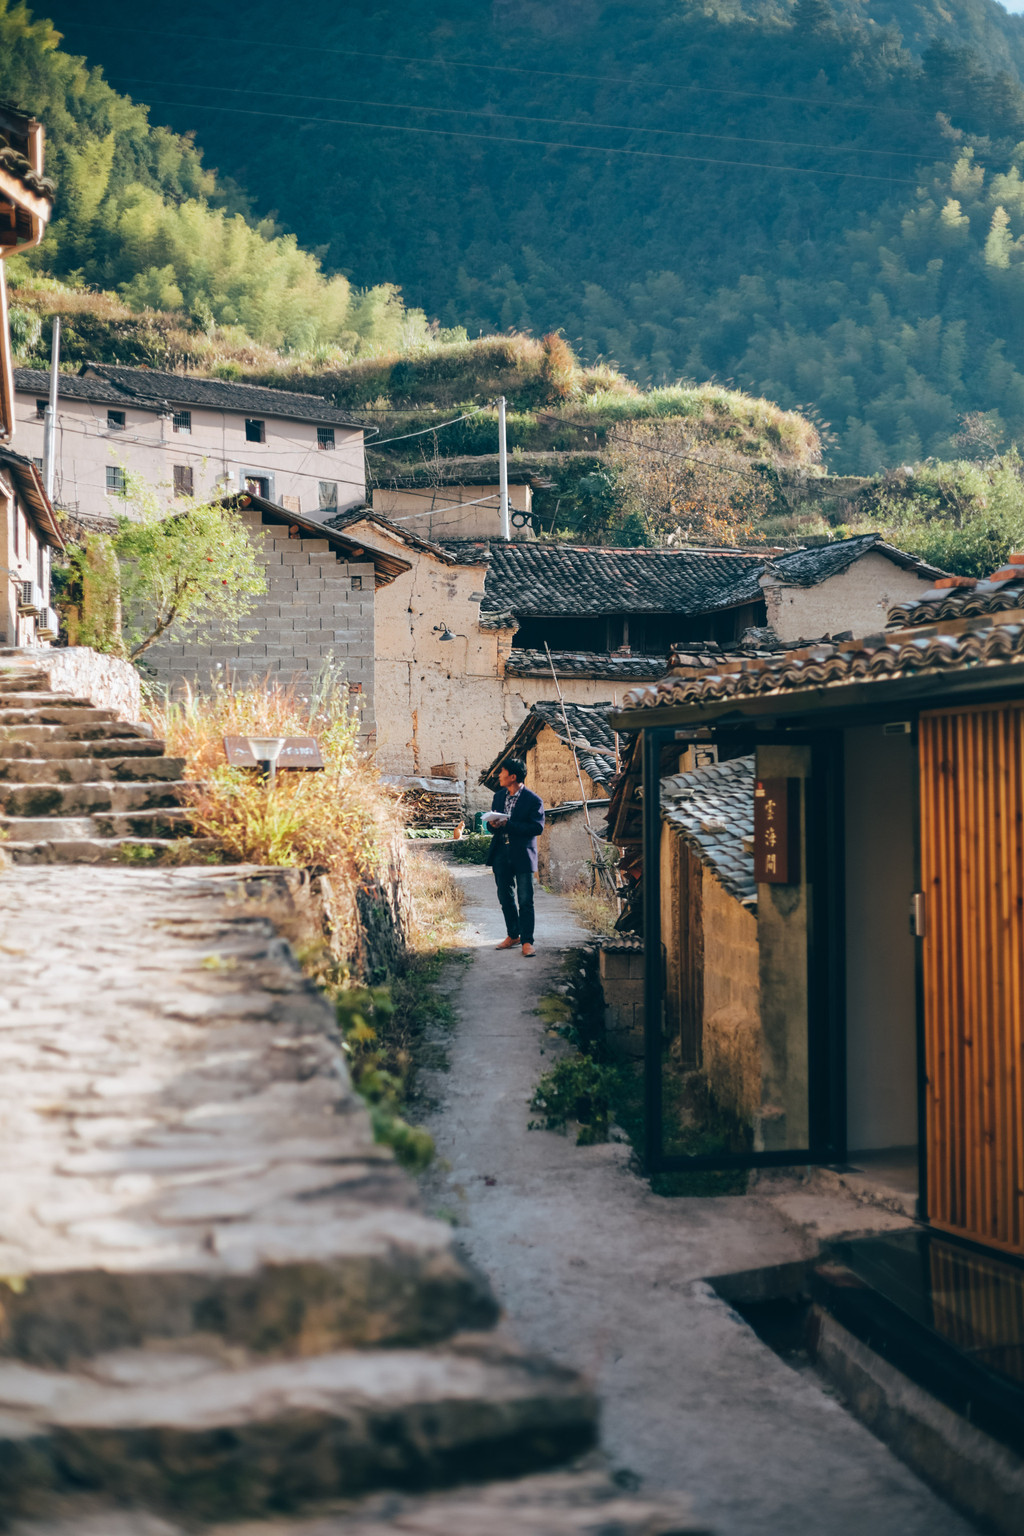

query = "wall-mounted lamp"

[{"left": 433, "top": 622, "right": 466, "bottom": 642}]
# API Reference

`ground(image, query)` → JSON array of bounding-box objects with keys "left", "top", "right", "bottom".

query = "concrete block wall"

[{"left": 145, "top": 512, "right": 375, "bottom": 728}]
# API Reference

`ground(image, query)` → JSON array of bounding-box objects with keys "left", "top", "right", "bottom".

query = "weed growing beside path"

[
  {"left": 530, "top": 947, "right": 748, "bottom": 1195},
  {"left": 302, "top": 850, "right": 466, "bottom": 1171}
]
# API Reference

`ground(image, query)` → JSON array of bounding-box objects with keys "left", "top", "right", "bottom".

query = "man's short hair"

[{"left": 505, "top": 756, "right": 527, "bottom": 783}]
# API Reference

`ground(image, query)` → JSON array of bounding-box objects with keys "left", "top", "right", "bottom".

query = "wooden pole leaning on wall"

[{"left": 543, "top": 642, "right": 617, "bottom": 896}]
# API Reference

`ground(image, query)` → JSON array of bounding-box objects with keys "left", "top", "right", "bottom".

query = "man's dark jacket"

[{"left": 485, "top": 785, "right": 545, "bottom": 873}]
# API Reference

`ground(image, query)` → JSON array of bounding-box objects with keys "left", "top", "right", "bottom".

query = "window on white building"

[
  {"left": 106, "top": 466, "right": 127, "bottom": 496},
  {"left": 245, "top": 418, "right": 265, "bottom": 443},
  {"left": 172, "top": 410, "right": 192, "bottom": 434},
  {"left": 34, "top": 399, "right": 46, "bottom": 420},
  {"left": 318, "top": 481, "right": 338, "bottom": 512},
  {"left": 317, "top": 426, "right": 336, "bottom": 451},
  {"left": 173, "top": 465, "right": 194, "bottom": 498},
  {"left": 107, "top": 410, "right": 126, "bottom": 432}
]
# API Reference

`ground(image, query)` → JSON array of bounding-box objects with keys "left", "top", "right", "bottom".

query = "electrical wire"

[
  {"left": 108, "top": 75, "right": 937, "bottom": 162},
  {"left": 67, "top": 18, "right": 947, "bottom": 119},
  {"left": 129, "top": 98, "right": 924, "bottom": 186},
  {"left": 538, "top": 411, "right": 771, "bottom": 482},
  {"left": 366, "top": 406, "right": 495, "bottom": 448}
]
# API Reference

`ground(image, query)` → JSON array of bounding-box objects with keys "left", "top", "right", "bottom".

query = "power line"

[
  {"left": 548, "top": 413, "right": 771, "bottom": 482},
  {"left": 65, "top": 18, "right": 945, "bottom": 120},
  {"left": 108, "top": 75, "right": 937, "bottom": 162},
  {"left": 132, "top": 97, "right": 923, "bottom": 187},
  {"left": 367, "top": 406, "right": 494, "bottom": 449}
]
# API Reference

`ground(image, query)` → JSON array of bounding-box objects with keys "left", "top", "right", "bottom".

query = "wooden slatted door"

[{"left": 919, "top": 704, "right": 1024, "bottom": 1256}]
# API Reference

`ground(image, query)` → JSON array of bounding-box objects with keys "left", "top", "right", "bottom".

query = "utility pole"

[
  {"left": 42, "top": 315, "right": 60, "bottom": 503},
  {"left": 498, "top": 395, "right": 510, "bottom": 540}
]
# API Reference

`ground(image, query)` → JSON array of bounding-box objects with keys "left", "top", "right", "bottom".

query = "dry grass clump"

[
  {"left": 568, "top": 888, "right": 620, "bottom": 936},
  {"left": 147, "top": 666, "right": 403, "bottom": 877}
]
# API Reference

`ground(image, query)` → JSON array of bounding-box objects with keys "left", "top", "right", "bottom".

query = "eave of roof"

[
  {"left": 220, "top": 493, "right": 410, "bottom": 586},
  {"left": 660, "top": 755, "right": 756, "bottom": 906},
  {"left": 504, "top": 648, "right": 667, "bottom": 680},
  {"left": 608, "top": 614, "right": 1024, "bottom": 730},
  {"left": 325, "top": 508, "right": 461, "bottom": 565},
  {"left": 12, "top": 364, "right": 369, "bottom": 430},
  {"left": 479, "top": 699, "right": 618, "bottom": 790},
  {"left": 0, "top": 446, "right": 63, "bottom": 549}
]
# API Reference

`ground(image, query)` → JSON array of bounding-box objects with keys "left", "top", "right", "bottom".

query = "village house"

[
  {"left": 369, "top": 468, "right": 534, "bottom": 541},
  {"left": 480, "top": 699, "right": 617, "bottom": 889},
  {"left": 608, "top": 560, "right": 1024, "bottom": 1515},
  {"left": 142, "top": 492, "right": 410, "bottom": 730},
  {"left": 13, "top": 363, "right": 367, "bottom": 522},
  {"left": 0, "top": 104, "right": 61, "bottom": 649},
  {"left": 324, "top": 509, "right": 944, "bottom": 807}
]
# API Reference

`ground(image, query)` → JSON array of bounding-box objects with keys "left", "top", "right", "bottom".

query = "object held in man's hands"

[{"left": 481, "top": 811, "right": 507, "bottom": 828}]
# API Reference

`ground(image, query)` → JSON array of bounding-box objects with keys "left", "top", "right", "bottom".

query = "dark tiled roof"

[
  {"left": 887, "top": 572, "right": 1024, "bottom": 629},
  {"left": 480, "top": 699, "right": 618, "bottom": 791},
  {"left": 700, "top": 534, "right": 944, "bottom": 613},
  {"left": 324, "top": 508, "right": 460, "bottom": 564},
  {"left": 433, "top": 534, "right": 939, "bottom": 624},
  {"left": 15, "top": 365, "right": 366, "bottom": 429},
  {"left": 660, "top": 755, "right": 755, "bottom": 905},
  {"left": 620, "top": 622, "right": 1024, "bottom": 714},
  {"left": 15, "top": 368, "right": 131, "bottom": 405},
  {"left": 479, "top": 543, "right": 765, "bottom": 619},
  {"left": 504, "top": 648, "right": 667, "bottom": 680},
  {"left": 598, "top": 933, "right": 644, "bottom": 952}
]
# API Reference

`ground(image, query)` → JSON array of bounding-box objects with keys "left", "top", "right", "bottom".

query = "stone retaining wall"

[{"left": 37, "top": 646, "right": 141, "bottom": 722}]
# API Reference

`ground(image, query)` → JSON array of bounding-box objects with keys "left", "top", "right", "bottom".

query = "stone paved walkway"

[
  {"left": 419, "top": 864, "right": 978, "bottom": 1536},
  {"left": 0, "top": 863, "right": 702, "bottom": 1534}
]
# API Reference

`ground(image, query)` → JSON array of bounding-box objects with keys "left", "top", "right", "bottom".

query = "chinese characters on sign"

[
  {"left": 753, "top": 777, "right": 800, "bottom": 884},
  {"left": 223, "top": 736, "right": 325, "bottom": 770}
]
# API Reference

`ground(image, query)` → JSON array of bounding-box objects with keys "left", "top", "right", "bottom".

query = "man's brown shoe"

[
  {"left": 521, "top": 943, "right": 536, "bottom": 957},
  {"left": 496, "top": 936, "right": 520, "bottom": 950}
]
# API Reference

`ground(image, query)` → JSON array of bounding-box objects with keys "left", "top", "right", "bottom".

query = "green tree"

[{"left": 111, "top": 477, "right": 266, "bottom": 661}]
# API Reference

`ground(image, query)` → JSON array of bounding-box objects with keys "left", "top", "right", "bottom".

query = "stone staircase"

[
  {"left": 0, "top": 651, "right": 201, "bottom": 863},
  {"left": 0, "top": 865, "right": 708, "bottom": 1535}
]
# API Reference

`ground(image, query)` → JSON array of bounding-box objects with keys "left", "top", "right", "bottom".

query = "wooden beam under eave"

[{"left": 0, "top": 169, "right": 51, "bottom": 251}]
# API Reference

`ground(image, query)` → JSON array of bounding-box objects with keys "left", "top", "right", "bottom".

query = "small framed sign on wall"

[{"left": 753, "top": 777, "right": 801, "bottom": 884}]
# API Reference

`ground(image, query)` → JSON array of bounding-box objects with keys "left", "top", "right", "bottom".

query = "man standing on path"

[{"left": 485, "top": 757, "right": 545, "bottom": 957}]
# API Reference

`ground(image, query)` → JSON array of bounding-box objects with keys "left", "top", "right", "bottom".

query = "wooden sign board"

[
  {"left": 753, "top": 776, "right": 800, "bottom": 884},
  {"left": 223, "top": 736, "right": 325, "bottom": 770}
]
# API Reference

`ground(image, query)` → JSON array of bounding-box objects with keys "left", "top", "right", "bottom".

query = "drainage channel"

[{"left": 709, "top": 1237, "right": 1024, "bottom": 1536}]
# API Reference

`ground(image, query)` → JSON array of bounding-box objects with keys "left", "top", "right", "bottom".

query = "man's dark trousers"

[
  {"left": 485, "top": 782, "right": 544, "bottom": 945},
  {"left": 493, "top": 855, "right": 535, "bottom": 945}
]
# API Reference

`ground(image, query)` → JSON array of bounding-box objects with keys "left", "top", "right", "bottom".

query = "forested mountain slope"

[{"left": 37, "top": 0, "right": 1024, "bottom": 470}]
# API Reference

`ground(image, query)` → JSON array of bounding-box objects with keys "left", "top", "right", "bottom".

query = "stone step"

[
  {"left": 0, "top": 706, "right": 120, "bottom": 728},
  {"left": 0, "top": 738, "right": 169, "bottom": 762},
  {"left": 0, "top": 815, "right": 97, "bottom": 840},
  {"left": 0, "top": 668, "right": 51, "bottom": 693},
  {"left": 6, "top": 1471, "right": 710, "bottom": 1535},
  {"left": 0, "top": 756, "right": 187, "bottom": 785},
  {"left": 2, "top": 721, "right": 152, "bottom": 745},
  {"left": 3, "top": 836, "right": 216, "bottom": 865},
  {"left": 0, "top": 692, "right": 96, "bottom": 710},
  {"left": 0, "top": 781, "right": 191, "bottom": 816},
  {"left": 92, "top": 807, "right": 193, "bottom": 838},
  {"left": 0, "top": 1335, "right": 596, "bottom": 1523}
]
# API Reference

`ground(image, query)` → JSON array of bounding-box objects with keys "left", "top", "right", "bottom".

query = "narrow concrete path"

[{"left": 420, "top": 864, "right": 977, "bottom": 1536}]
